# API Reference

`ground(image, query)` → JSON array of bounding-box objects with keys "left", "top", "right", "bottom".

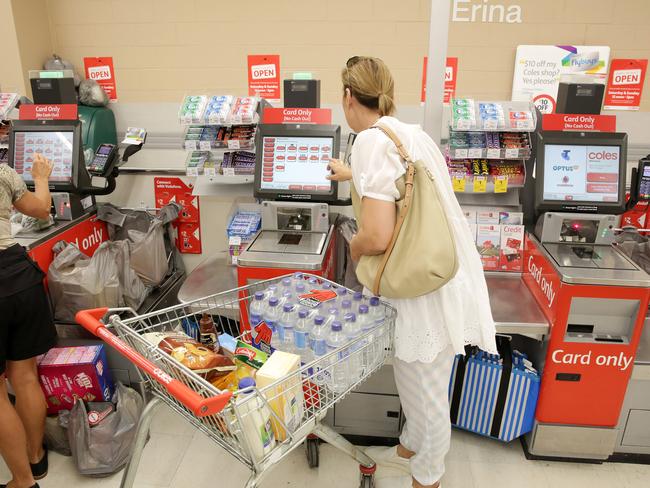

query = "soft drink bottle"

[{"left": 326, "top": 321, "right": 349, "bottom": 393}]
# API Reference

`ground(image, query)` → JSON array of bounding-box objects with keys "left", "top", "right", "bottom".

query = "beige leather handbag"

[{"left": 351, "top": 124, "right": 458, "bottom": 298}]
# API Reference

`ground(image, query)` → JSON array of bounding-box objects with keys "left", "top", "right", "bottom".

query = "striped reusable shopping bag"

[{"left": 448, "top": 336, "right": 540, "bottom": 442}]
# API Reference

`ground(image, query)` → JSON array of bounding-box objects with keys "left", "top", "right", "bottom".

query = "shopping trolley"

[{"left": 76, "top": 274, "right": 397, "bottom": 488}]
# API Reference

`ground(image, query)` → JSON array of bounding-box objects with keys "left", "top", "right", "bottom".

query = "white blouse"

[{"left": 351, "top": 116, "right": 497, "bottom": 362}]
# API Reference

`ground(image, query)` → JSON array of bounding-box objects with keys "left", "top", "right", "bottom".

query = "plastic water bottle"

[
  {"left": 327, "top": 321, "right": 349, "bottom": 393},
  {"left": 264, "top": 297, "right": 281, "bottom": 324},
  {"left": 250, "top": 313, "right": 263, "bottom": 327},
  {"left": 307, "top": 277, "right": 319, "bottom": 288},
  {"left": 325, "top": 307, "right": 339, "bottom": 326},
  {"left": 357, "top": 305, "right": 375, "bottom": 371},
  {"left": 310, "top": 315, "right": 327, "bottom": 351},
  {"left": 265, "top": 284, "right": 279, "bottom": 299},
  {"left": 269, "top": 321, "right": 282, "bottom": 351},
  {"left": 291, "top": 272, "right": 304, "bottom": 287},
  {"left": 278, "top": 291, "right": 293, "bottom": 307},
  {"left": 311, "top": 316, "right": 329, "bottom": 386},
  {"left": 277, "top": 303, "right": 297, "bottom": 353},
  {"left": 335, "top": 288, "right": 349, "bottom": 308},
  {"left": 280, "top": 277, "right": 293, "bottom": 296},
  {"left": 250, "top": 291, "right": 266, "bottom": 319},
  {"left": 340, "top": 299, "right": 353, "bottom": 316},
  {"left": 294, "top": 282, "right": 307, "bottom": 298},
  {"left": 293, "top": 309, "right": 313, "bottom": 366},
  {"left": 369, "top": 296, "right": 386, "bottom": 344},
  {"left": 344, "top": 313, "right": 362, "bottom": 382},
  {"left": 352, "top": 291, "right": 364, "bottom": 305}
]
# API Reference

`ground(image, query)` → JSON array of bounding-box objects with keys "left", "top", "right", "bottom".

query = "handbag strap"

[{"left": 370, "top": 124, "right": 416, "bottom": 296}]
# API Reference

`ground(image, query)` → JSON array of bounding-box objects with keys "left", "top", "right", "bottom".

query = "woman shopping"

[
  {"left": 0, "top": 153, "right": 57, "bottom": 488},
  {"left": 328, "top": 57, "right": 497, "bottom": 488}
]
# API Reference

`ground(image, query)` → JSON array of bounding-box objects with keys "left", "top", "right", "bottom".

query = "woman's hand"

[
  {"left": 350, "top": 236, "right": 361, "bottom": 262},
  {"left": 326, "top": 158, "right": 352, "bottom": 182},
  {"left": 31, "top": 154, "right": 53, "bottom": 182}
]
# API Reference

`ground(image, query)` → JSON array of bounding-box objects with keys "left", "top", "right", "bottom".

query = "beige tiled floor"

[{"left": 2, "top": 404, "right": 649, "bottom": 487}]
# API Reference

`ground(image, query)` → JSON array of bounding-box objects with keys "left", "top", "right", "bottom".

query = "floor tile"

[
  {"left": 614, "top": 462, "right": 650, "bottom": 488},
  {"left": 132, "top": 432, "right": 193, "bottom": 486},
  {"left": 441, "top": 460, "right": 476, "bottom": 488},
  {"left": 470, "top": 460, "right": 549, "bottom": 488},
  {"left": 542, "top": 462, "right": 626, "bottom": 488},
  {"left": 149, "top": 403, "right": 197, "bottom": 437}
]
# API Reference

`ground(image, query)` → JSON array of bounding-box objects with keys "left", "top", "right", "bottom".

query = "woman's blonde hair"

[{"left": 341, "top": 56, "right": 395, "bottom": 116}]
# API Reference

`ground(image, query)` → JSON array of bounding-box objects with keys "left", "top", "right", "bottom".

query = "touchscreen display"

[
  {"left": 543, "top": 144, "right": 620, "bottom": 203},
  {"left": 260, "top": 136, "right": 334, "bottom": 192},
  {"left": 12, "top": 131, "right": 74, "bottom": 183}
]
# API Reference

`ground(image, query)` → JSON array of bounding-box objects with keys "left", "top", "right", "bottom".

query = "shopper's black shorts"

[{"left": 0, "top": 282, "right": 57, "bottom": 375}]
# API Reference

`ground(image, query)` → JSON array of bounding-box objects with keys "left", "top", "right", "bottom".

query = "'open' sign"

[{"left": 251, "top": 64, "right": 276, "bottom": 80}]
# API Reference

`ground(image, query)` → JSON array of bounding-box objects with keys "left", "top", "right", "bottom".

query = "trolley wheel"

[
  {"left": 306, "top": 437, "right": 319, "bottom": 468},
  {"left": 359, "top": 474, "right": 374, "bottom": 488}
]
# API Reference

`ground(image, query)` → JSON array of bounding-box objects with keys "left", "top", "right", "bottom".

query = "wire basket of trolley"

[{"left": 76, "top": 273, "right": 396, "bottom": 488}]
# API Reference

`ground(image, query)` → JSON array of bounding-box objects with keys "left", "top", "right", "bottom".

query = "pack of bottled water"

[{"left": 248, "top": 273, "right": 387, "bottom": 393}]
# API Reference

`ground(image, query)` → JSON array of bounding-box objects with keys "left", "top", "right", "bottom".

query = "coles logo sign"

[
  {"left": 612, "top": 69, "right": 642, "bottom": 85},
  {"left": 588, "top": 150, "right": 618, "bottom": 161},
  {"left": 87, "top": 65, "right": 112, "bottom": 81},
  {"left": 251, "top": 63, "right": 276, "bottom": 80}
]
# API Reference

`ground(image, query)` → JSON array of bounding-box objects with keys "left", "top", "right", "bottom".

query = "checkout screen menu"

[
  {"left": 12, "top": 131, "right": 74, "bottom": 182},
  {"left": 543, "top": 144, "right": 620, "bottom": 203},
  {"left": 261, "top": 136, "right": 334, "bottom": 192}
]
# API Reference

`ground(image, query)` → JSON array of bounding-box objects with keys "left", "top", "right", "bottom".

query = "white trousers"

[{"left": 393, "top": 346, "right": 456, "bottom": 485}]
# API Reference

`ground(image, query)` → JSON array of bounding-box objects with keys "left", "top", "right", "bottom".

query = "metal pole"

[{"left": 423, "top": 0, "right": 452, "bottom": 145}]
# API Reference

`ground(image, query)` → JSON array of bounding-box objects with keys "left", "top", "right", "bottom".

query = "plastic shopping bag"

[
  {"left": 68, "top": 383, "right": 144, "bottom": 476},
  {"left": 105, "top": 239, "right": 148, "bottom": 310},
  {"left": 47, "top": 242, "right": 122, "bottom": 322}
]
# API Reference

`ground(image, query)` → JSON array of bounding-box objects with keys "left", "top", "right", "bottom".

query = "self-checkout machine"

[
  {"left": 522, "top": 129, "right": 650, "bottom": 461},
  {"left": 237, "top": 122, "right": 341, "bottom": 325}
]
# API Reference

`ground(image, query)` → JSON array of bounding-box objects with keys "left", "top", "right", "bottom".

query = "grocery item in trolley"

[
  {"left": 234, "top": 339, "right": 270, "bottom": 380},
  {"left": 256, "top": 350, "right": 305, "bottom": 441},
  {"left": 142, "top": 332, "right": 236, "bottom": 389},
  {"left": 236, "top": 377, "right": 276, "bottom": 461}
]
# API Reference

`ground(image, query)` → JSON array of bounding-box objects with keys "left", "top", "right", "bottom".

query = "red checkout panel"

[{"left": 520, "top": 129, "right": 650, "bottom": 461}]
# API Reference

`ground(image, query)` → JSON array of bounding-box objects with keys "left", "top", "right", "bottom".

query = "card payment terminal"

[{"left": 87, "top": 143, "right": 119, "bottom": 177}]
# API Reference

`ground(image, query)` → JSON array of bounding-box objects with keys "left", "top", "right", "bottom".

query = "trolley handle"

[{"left": 76, "top": 308, "right": 233, "bottom": 418}]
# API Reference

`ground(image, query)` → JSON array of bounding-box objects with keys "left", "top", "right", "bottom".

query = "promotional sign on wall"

[
  {"left": 511, "top": 45, "right": 610, "bottom": 114},
  {"left": 154, "top": 177, "right": 202, "bottom": 254},
  {"left": 420, "top": 57, "right": 459, "bottom": 104},
  {"left": 248, "top": 55, "right": 281, "bottom": 101},
  {"left": 604, "top": 59, "right": 648, "bottom": 111},
  {"left": 83, "top": 57, "right": 118, "bottom": 102}
]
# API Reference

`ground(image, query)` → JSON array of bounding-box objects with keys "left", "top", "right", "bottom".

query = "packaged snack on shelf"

[
  {"left": 38, "top": 345, "right": 114, "bottom": 414},
  {"left": 488, "top": 161, "right": 525, "bottom": 186},
  {"left": 478, "top": 102, "right": 505, "bottom": 130},
  {"left": 477, "top": 224, "right": 501, "bottom": 271},
  {"left": 229, "top": 97, "right": 259, "bottom": 124},
  {"left": 256, "top": 351, "right": 305, "bottom": 441},
  {"left": 508, "top": 110, "right": 535, "bottom": 130},
  {"left": 499, "top": 211, "right": 524, "bottom": 225},
  {"left": 185, "top": 151, "right": 211, "bottom": 176},
  {"left": 222, "top": 151, "right": 256, "bottom": 175},
  {"left": 179, "top": 95, "right": 208, "bottom": 124},
  {"left": 204, "top": 95, "right": 234, "bottom": 124},
  {"left": 477, "top": 210, "right": 500, "bottom": 225},
  {"left": 500, "top": 224, "right": 525, "bottom": 271}
]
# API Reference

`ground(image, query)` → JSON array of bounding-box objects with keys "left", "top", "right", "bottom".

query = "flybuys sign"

[{"left": 452, "top": 0, "right": 522, "bottom": 24}]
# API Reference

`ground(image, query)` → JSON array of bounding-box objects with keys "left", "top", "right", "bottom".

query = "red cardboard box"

[{"left": 38, "top": 345, "right": 114, "bottom": 414}]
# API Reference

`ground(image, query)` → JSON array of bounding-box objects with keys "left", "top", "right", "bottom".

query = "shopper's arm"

[
  {"left": 327, "top": 158, "right": 352, "bottom": 182},
  {"left": 350, "top": 197, "right": 395, "bottom": 260},
  {"left": 13, "top": 154, "right": 53, "bottom": 220}
]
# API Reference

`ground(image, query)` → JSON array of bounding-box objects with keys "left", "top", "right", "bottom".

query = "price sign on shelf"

[
  {"left": 228, "top": 139, "right": 241, "bottom": 150},
  {"left": 486, "top": 148, "right": 500, "bottom": 159},
  {"left": 504, "top": 148, "right": 519, "bottom": 159},
  {"left": 199, "top": 140, "right": 212, "bottom": 151},
  {"left": 468, "top": 148, "right": 482, "bottom": 158},
  {"left": 456, "top": 119, "right": 472, "bottom": 130},
  {"left": 494, "top": 176, "right": 508, "bottom": 193},
  {"left": 452, "top": 175, "right": 466, "bottom": 192},
  {"left": 454, "top": 148, "right": 468, "bottom": 159},
  {"left": 229, "top": 236, "right": 242, "bottom": 246},
  {"left": 222, "top": 168, "right": 236, "bottom": 177},
  {"left": 185, "top": 140, "right": 198, "bottom": 151},
  {"left": 203, "top": 167, "right": 216, "bottom": 177},
  {"left": 483, "top": 119, "right": 499, "bottom": 130},
  {"left": 473, "top": 176, "right": 487, "bottom": 193}
]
